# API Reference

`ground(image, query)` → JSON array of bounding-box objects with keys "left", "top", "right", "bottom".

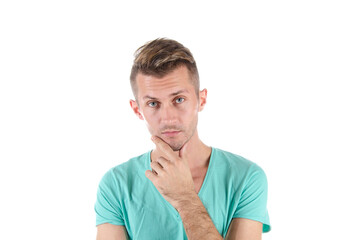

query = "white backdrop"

[{"left": 1, "top": 1, "right": 362, "bottom": 239}]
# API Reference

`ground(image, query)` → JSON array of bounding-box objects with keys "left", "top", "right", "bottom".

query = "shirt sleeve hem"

[
  {"left": 232, "top": 216, "right": 271, "bottom": 233},
  {"left": 96, "top": 220, "right": 125, "bottom": 227}
]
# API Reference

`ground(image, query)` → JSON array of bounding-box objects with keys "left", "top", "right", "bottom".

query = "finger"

[
  {"left": 150, "top": 161, "right": 165, "bottom": 175},
  {"left": 151, "top": 136, "right": 178, "bottom": 162},
  {"left": 156, "top": 156, "right": 171, "bottom": 170},
  {"left": 145, "top": 170, "right": 157, "bottom": 182}
]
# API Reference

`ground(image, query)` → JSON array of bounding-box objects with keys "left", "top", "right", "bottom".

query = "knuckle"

[
  {"left": 161, "top": 162, "right": 168, "bottom": 169},
  {"left": 154, "top": 178, "right": 161, "bottom": 185},
  {"left": 159, "top": 145, "right": 167, "bottom": 152},
  {"left": 175, "top": 161, "right": 183, "bottom": 168}
]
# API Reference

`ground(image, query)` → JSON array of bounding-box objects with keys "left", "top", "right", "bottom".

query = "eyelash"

[
  {"left": 148, "top": 101, "right": 158, "bottom": 107},
  {"left": 175, "top": 97, "right": 185, "bottom": 104},
  {"left": 147, "top": 97, "right": 185, "bottom": 108}
]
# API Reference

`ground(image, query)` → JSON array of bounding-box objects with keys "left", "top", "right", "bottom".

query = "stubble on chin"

[
  {"left": 158, "top": 137, "right": 183, "bottom": 152},
  {"left": 159, "top": 134, "right": 188, "bottom": 152},
  {"left": 169, "top": 142, "right": 183, "bottom": 152}
]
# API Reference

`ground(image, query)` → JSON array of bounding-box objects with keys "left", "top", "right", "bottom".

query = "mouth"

[{"left": 161, "top": 130, "right": 182, "bottom": 138}]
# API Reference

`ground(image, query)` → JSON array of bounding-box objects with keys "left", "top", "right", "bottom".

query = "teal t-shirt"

[{"left": 95, "top": 148, "right": 271, "bottom": 239}]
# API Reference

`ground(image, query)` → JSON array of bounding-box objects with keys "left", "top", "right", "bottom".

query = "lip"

[{"left": 161, "top": 130, "right": 181, "bottom": 137}]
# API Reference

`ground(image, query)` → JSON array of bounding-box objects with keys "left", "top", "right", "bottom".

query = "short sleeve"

[
  {"left": 94, "top": 169, "right": 125, "bottom": 226},
  {"left": 233, "top": 164, "right": 271, "bottom": 232}
]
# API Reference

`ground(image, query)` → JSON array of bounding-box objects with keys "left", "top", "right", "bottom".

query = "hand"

[{"left": 145, "top": 136, "right": 196, "bottom": 210}]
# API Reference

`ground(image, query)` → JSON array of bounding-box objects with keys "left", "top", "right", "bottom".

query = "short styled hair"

[{"left": 130, "top": 38, "right": 199, "bottom": 98}]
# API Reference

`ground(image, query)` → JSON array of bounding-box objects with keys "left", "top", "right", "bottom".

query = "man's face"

[{"left": 130, "top": 66, "right": 206, "bottom": 151}]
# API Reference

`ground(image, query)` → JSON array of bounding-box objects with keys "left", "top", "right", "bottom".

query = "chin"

[
  {"left": 163, "top": 141, "right": 182, "bottom": 152},
  {"left": 162, "top": 139, "right": 184, "bottom": 152},
  {"left": 170, "top": 145, "right": 182, "bottom": 152},
  {"left": 157, "top": 133, "right": 188, "bottom": 151}
]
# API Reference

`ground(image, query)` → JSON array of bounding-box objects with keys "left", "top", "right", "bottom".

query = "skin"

[{"left": 96, "top": 65, "right": 263, "bottom": 239}]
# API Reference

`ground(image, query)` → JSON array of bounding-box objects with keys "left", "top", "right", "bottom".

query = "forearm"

[{"left": 176, "top": 193, "right": 223, "bottom": 240}]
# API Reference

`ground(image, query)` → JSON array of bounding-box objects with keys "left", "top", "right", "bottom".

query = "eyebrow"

[{"left": 143, "top": 89, "right": 189, "bottom": 100}]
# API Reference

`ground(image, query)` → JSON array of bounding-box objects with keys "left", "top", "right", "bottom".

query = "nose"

[{"left": 159, "top": 104, "right": 179, "bottom": 125}]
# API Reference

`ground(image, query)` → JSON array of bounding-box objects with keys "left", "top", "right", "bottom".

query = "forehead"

[{"left": 136, "top": 66, "right": 195, "bottom": 100}]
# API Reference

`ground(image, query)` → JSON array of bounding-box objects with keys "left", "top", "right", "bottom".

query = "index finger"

[{"left": 151, "top": 136, "right": 178, "bottom": 162}]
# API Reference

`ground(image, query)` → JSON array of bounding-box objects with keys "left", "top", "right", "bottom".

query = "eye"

[
  {"left": 148, "top": 101, "right": 158, "bottom": 108},
  {"left": 175, "top": 97, "right": 185, "bottom": 104}
]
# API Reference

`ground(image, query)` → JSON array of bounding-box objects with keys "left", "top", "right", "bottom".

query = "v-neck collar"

[
  {"left": 146, "top": 147, "right": 215, "bottom": 202},
  {"left": 197, "top": 147, "right": 214, "bottom": 197}
]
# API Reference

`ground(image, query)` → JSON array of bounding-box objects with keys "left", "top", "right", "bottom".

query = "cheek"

[
  {"left": 182, "top": 104, "right": 199, "bottom": 123},
  {"left": 190, "top": 101, "right": 200, "bottom": 115},
  {"left": 144, "top": 120, "right": 157, "bottom": 136},
  {"left": 143, "top": 112, "right": 159, "bottom": 131}
]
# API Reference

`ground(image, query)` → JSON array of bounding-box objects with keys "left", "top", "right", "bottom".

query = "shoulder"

[
  {"left": 212, "top": 148, "right": 267, "bottom": 183},
  {"left": 213, "top": 148, "right": 260, "bottom": 171},
  {"left": 99, "top": 151, "right": 150, "bottom": 186}
]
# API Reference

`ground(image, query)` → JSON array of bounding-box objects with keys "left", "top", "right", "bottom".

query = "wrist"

[{"left": 175, "top": 191, "right": 200, "bottom": 215}]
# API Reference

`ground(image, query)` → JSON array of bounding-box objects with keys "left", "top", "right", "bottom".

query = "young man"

[{"left": 95, "top": 38, "right": 271, "bottom": 240}]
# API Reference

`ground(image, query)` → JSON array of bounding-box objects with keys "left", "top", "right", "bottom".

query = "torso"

[
  {"left": 192, "top": 165, "right": 209, "bottom": 194},
  {"left": 191, "top": 148, "right": 212, "bottom": 194}
]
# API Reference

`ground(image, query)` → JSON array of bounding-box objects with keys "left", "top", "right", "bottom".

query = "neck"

[
  {"left": 182, "top": 130, "right": 211, "bottom": 169},
  {"left": 151, "top": 130, "right": 212, "bottom": 170}
]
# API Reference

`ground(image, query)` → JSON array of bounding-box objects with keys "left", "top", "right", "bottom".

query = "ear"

[
  {"left": 198, "top": 88, "right": 208, "bottom": 112},
  {"left": 129, "top": 99, "right": 144, "bottom": 120}
]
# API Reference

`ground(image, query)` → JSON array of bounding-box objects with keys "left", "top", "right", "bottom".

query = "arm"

[
  {"left": 147, "top": 137, "right": 268, "bottom": 239},
  {"left": 177, "top": 193, "right": 263, "bottom": 240},
  {"left": 147, "top": 137, "right": 223, "bottom": 239},
  {"left": 176, "top": 192, "right": 223, "bottom": 240},
  {"left": 225, "top": 218, "right": 262, "bottom": 240},
  {"left": 95, "top": 170, "right": 128, "bottom": 240},
  {"left": 96, "top": 223, "right": 129, "bottom": 240}
]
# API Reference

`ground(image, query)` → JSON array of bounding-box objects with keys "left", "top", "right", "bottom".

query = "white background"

[{"left": 1, "top": 0, "right": 362, "bottom": 239}]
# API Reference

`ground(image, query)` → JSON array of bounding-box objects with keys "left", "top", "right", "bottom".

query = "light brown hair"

[{"left": 130, "top": 38, "right": 199, "bottom": 98}]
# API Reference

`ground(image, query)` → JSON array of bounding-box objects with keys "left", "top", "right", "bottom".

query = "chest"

[
  {"left": 124, "top": 160, "right": 239, "bottom": 239},
  {"left": 192, "top": 167, "right": 209, "bottom": 194}
]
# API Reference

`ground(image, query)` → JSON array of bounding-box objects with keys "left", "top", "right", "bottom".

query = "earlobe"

[
  {"left": 198, "top": 88, "right": 208, "bottom": 112},
  {"left": 130, "top": 99, "right": 144, "bottom": 120}
]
